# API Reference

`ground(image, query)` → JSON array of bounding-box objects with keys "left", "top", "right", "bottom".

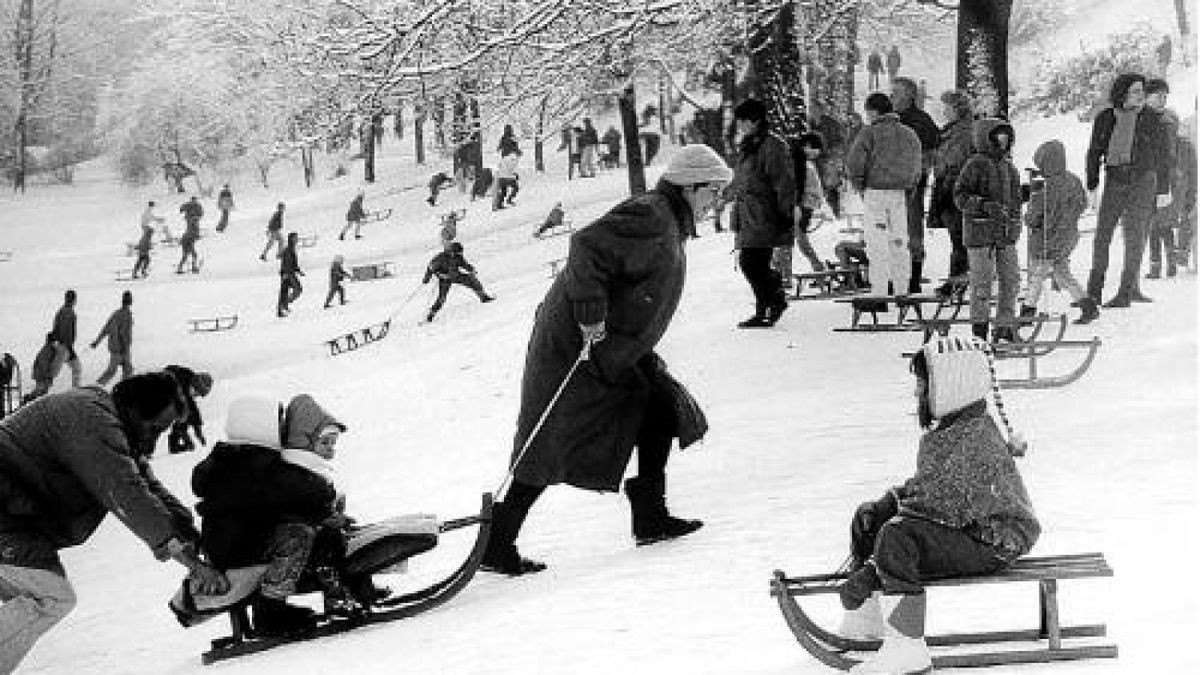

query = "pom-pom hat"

[
  {"left": 660, "top": 145, "right": 733, "bottom": 186},
  {"left": 921, "top": 336, "right": 1027, "bottom": 456}
]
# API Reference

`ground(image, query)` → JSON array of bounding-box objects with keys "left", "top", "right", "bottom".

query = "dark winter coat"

[
  {"left": 136, "top": 224, "right": 154, "bottom": 254},
  {"left": 0, "top": 388, "right": 196, "bottom": 571},
  {"left": 31, "top": 342, "right": 56, "bottom": 383},
  {"left": 580, "top": 123, "right": 599, "bottom": 148},
  {"left": 279, "top": 245, "right": 300, "bottom": 276},
  {"left": 50, "top": 304, "right": 77, "bottom": 359},
  {"left": 895, "top": 401, "right": 1040, "bottom": 561},
  {"left": 867, "top": 52, "right": 883, "bottom": 73},
  {"left": 1085, "top": 106, "right": 1173, "bottom": 192},
  {"left": 180, "top": 200, "right": 203, "bottom": 225},
  {"left": 929, "top": 117, "right": 975, "bottom": 226},
  {"left": 1025, "top": 140, "right": 1087, "bottom": 262},
  {"left": 845, "top": 113, "right": 922, "bottom": 192},
  {"left": 898, "top": 106, "right": 941, "bottom": 160},
  {"left": 267, "top": 210, "right": 283, "bottom": 232},
  {"left": 511, "top": 179, "right": 707, "bottom": 491},
  {"left": 217, "top": 188, "right": 234, "bottom": 211},
  {"left": 95, "top": 306, "right": 133, "bottom": 355},
  {"left": 953, "top": 119, "right": 1023, "bottom": 248},
  {"left": 346, "top": 194, "right": 366, "bottom": 222},
  {"left": 730, "top": 129, "right": 797, "bottom": 248},
  {"left": 1177, "top": 134, "right": 1198, "bottom": 216},
  {"left": 602, "top": 128, "right": 622, "bottom": 154},
  {"left": 498, "top": 134, "right": 520, "bottom": 157},
  {"left": 192, "top": 442, "right": 337, "bottom": 569},
  {"left": 423, "top": 251, "right": 475, "bottom": 283},
  {"left": 329, "top": 261, "right": 351, "bottom": 288}
]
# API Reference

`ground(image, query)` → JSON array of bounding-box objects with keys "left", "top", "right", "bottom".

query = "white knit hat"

[
  {"left": 224, "top": 393, "right": 283, "bottom": 448},
  {"left": 660, "top": 145, "right": 733, "bottom": 186},
  {"left": 921, "top": 336, "right": 1027, "bottom": 456}
]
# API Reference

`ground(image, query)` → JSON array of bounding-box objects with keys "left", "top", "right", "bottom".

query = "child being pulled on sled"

[{"left": 833, "top": 336, "right": 1040, "bottom": 674}]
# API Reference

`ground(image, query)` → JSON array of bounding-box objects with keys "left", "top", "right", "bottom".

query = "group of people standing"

[{"left": 130, "top": 185, "right": 235, "bottom": 280}]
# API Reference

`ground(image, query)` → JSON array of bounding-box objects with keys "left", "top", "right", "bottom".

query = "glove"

[
  {"left": 579, "top": 322, "right": 607, "bottom": 344},
  {"left": 1157, "top": 194, "right": 1173, "bottom": 209},
  {"left": 189, "top": 563, "right": 231, "bottom": 596}
]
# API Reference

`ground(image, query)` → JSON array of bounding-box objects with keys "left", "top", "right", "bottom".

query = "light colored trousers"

[
  {"left": 862, "top": 189, "right": 910, "bottom": 294},
  {"left": 96, "top": 351, "right": 134, "bottom": 386},
  {"left": 0, "top": 565, "right": 76, "bottom": 674},
  {"left": 968, "top": 245, "right": 1020, "bottom": 323},
  {"left": 48, "top": 345, "right": 81, "bottom": 389},
  {"left": 1023, "top": 257, "right": 1086, "bottom": 309}
]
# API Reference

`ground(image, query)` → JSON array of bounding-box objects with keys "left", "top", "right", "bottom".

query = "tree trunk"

[
  {"left": 800, "top": 0, "right": 860, "bottom": 122},
  {"left": 747, "top": 0, "right": 806, "bottom": 138},
  {"left": 619, "top": 85, "right": 646, "bottom": 196},
  {"left": 414, "top": 108, "right": 426, "bottom": 165},
  {"left": 301, "top": 147, "right": 314, "bottom": 188},
  {"left": 956, "top": 0, "right": 1013, "bottom": 118},
  {"left": 535, "top": 96, "right": 548, "bottom": 172},
  {"left": 13, "top": 0, "right": 35, "bottom": 192},
  {"left": 362, "top": 119, "right": 376, "bottom": 183}
]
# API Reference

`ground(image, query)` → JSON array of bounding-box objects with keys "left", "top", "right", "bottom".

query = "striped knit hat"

[{"left": 921, "top": 336, "right": 1027, "bottom": 457}]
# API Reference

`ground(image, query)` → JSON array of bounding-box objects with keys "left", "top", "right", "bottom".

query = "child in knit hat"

[
  {"left": 324, "top": 255, "right": 351, "bottom": 309},
  {"left": 833, "top": 336, "right": 1039, "bottom": 674}
]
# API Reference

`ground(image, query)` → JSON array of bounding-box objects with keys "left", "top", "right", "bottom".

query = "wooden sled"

[
  {"left": 990, "top": 338, "right": 1101, "bottom": 389},
  {"left": 832, "top": 295, "right": 948, "bottom": 333},
  {"left": 114, "top": 269, "right": 139, "bottom": 282},
  {"left": 188, "top": 315, "right": 239, "bottom": 333},
  {"left": 770, "top": 553, "right": 1117, "bottom": 671},
  {"left": 351, "top": 262, "right": 396, "bottom": 282},
  {"left": 201, "top": 493, "right": 493, "bottom": 664},
  {"left": 919, "top": 313, "right": 1069, "bottom": 345},
  {"left": 362, "top": 208, "right": 394, "bottom": 224},
  {"left": 326, "top": 319, "right": 391, "bottom": 356},
  {"left": 297, "top": 234, "right": 319, "bottom": 248},
  {"left": 791, "top": 267, "right": 865, "bottom": 301}
]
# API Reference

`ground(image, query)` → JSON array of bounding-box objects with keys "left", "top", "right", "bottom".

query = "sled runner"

[
  {"left": 326, "top": 319, "right": 391, "bottom": 356},
  {"left": 919, "top": 313, "right": 1069, "bottom": 345},
  {"left": 791, "top": 267, "right": 865, "bottom": 301},
  {"left": 198, "top": 493, "right": 493, "bottom": 664},
  {"left": 188, "top": 315, "right": 239, "bottom": 333},
  {"left": 989, "top": 338, "right": 1101, "bottom": 389},
  {"left": 297, "top": 234, "right": 319, "bottom": 248},
  {"left": 351, "top": 261, "right": 396, "bottom": 281},
  {"left": 832, "top": 295, "right": 954, "bottom": 332},
  {"left": 114, "top": 269, "right": 139, "bottom": 282},
  {"left": 363, "top": 208, "right": 394, "bottom": 224},
  {"left": 770, "top": 552, "right": 1117, "bottom": 671}
]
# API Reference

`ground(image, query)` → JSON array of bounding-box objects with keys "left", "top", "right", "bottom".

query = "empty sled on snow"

[
  {"left": 188, "top": 315, "right": 239, "bottom": 333},
  {"left": 770, "top": 552, "right": 1117, "bottom": 671},
  {"left": 791, "top": 267, "right": 865, "bottom": 302},
  {"left": 175, "top": 494, "right": 492, "bottom": 664},
  {"left": 351, "top": 262, "right": 397, "bottom": 281},
  {"left": 297, "top": 234, "right": 319, "bottom": 248},
  {"left": 832, "top": 295, "right": 954, "bottom": 333},
  {"left": 326, "top": 319, "right": 391, "bottom": 356}
]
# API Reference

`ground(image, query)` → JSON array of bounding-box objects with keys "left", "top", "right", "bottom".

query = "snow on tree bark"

[{"left": 956, "top": 0, "right": 1013, "bottom": 119}]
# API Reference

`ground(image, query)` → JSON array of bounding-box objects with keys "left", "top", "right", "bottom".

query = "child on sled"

[
  {"left": 835, "top": 336, "right": 1040, "bottom": 674},
  {"left": 173, "top": 393, "right": 437, "bottom": 636}
]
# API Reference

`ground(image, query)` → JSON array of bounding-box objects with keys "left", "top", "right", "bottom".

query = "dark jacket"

[
  {"left": 268, "top": 210, "right": 283, "bottom": 232},
  {"left": 180, "top": 200, "right": 203, "bottom": 224},
  {"left": 1025, "top": 140, "right": 1087, "bottom": 261},
  {"left": 31, "top": 342, "right": 56, "bottom": 383},
  {"left": 898, "top": 106, "right": 941, "bottom": 162},
  {"left": 50, "top": 304, "right": 77, "bottom": 352},
  {"left": 1085, "top": 106, "right": 1173, "bottom": 192},
  {"left": 329, "top": 261, "right": 351, "bottom": 288},
  {"left": 512, "top": 180, "right": 707, "bottom": 491},
  {"left": 163, "top": 365, "right": 206, "bottom": 441},
  {"left": 136, "top": 224, "right": 154, "bottom": 253},
  {"left": 929, "top": 117, "right": 976, "bottom": 225},
  {"left": 0, "top": 388, "right": 195, "bottom": 571},
  {"left": 580, "top": 123, "right": 599, "bottom": 147},
  {"left": 217, "top": 188, "right": 234, "bottom": 211},
  {"left": 279, "top": 245, "right": 300, "bottom": 276},
  {"left": 95, "top": 306, "right": 133, "bottom": 355},
  {"left": 730, "top": 129, "right": 797, "bottom": 248},
  {"left": 498, "top": 134, "right": 520, "bottom": 157},
  {"left": 346, "top": 194, "right": 365, "bottom": 222},
  {"left": 423, "top": 251, "right": 475, "bottom": 283},
  {"left": 192, "top": 442, "right": 336, "bottom": 569},
  {"left": 953, "top": 119, "right": 1023, "bottom": 248}
]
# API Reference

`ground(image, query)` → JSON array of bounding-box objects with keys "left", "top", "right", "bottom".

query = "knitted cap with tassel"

[{"left": 920, "top": 336, "right": 1028, "bottom": 457}]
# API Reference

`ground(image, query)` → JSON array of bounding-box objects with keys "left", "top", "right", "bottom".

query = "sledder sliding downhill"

[{"left": 166, "top": 393, "right": 491, "bottom": 664}]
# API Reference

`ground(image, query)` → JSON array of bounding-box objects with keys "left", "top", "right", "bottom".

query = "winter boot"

[
  {"left": 765, "top": 290, "right": 789, "bottom": 325},
  {"left": 737, "top": 314, "right": 772, "bottom": 329},
  {"left": 1074, "top": 296, "right": 1100, "bottom": 325},
  {"left": 971, "top": 322, "right": 989, "bottom": 340},
  {"left": 907, "top": 260, "right": 923, "bottom": 295},
  {"left": 849, "top": 594, "right": 933, "bottom": 674},
  {"left": 481, "top": 487, "right": 548, "bottom": 576},
  {"left": 837, "top": 591, "right": 885, "bottom": 640},
  {"left": 315, "top": 566, "right": 365, "bottom": 618},
  {"left": 838, "top": 563, "right": 882, "bottom": 611},
  {"left": 1018, "top": 305, "right": 1038, "bottom": 320},
  {"left": 1145, "top": 262, "right": 1161, "bottom": 279},
  {"left": 250, "top": 596, "right": 317, "bottom": 637},
  {"left": 624, "top": 475, "right": 703, "bottom": 546}
]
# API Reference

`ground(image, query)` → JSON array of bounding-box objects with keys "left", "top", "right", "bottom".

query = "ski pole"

[{"left": 495, "top": 336, "right": 597, "bottom": 501}]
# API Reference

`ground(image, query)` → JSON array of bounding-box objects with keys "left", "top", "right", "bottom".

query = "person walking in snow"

[
  {"left": 47, "top": 290, "right": 82, "bottom": 389},
  {"left": 177, "top": 196, "right": 203, "bottom": 274},
  {"left": 216, "top": 184, "right": 234, "bottom": 232},
  {"left": 421, "top": 242, "right": 494, "bottom": 323},
  {"left": 493, "top": 150, "right": 520, "bottom": 210},
  {"left": 1143, "top": 78, "right": 1183, "bottom": 280},
  {"left": 261, "top": 203, "right": 285, "bottom": 261},
  {"left": 729, "top": 98, "right": 798, "bottom": 328},
  {"left": 834, "top": 336, "right": 1038, "bottom": 675},
  {"left": 0, "top": 373, "right": 229, "bottom": 673},
  {"left": 885, "top": 45, "right": 902, "bottom": 82},
  {"left": 133, "top": 201, "right": 162, "bottom": 279},
  {"left": 324, "top": 255, "right": 352, "bottom": 309},
  {"left": 481, "top": 144, "right": 731, "bottom": 577},
  {"left": 340, "top": 190, "right": 366, "bottom": 241},
  {"left": 163, "top": 365, "right": 213, "bottom": 455},
  {"left": 1019, "top": 139, "right": 1099, "bottom": 325},
  {"left": 954, "top": 117, "right": 1024, "bottom": 342},
  {"left": 867, "top": 48, "right": 883, "bottom": 90},
  {"left": 90, "top": 291, "right": 135, "bottom": 386},
  {"left": 22, "top": 334, "right": 58, "bottom": 404},
  {"left": 276, "top": 232, "right": 304, "bottom": 317},
  {"left": 498, "top": 124, "right": 521, "bottom": 157}
]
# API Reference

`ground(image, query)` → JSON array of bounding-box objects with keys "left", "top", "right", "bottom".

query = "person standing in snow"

[
  {"left": 261, "top": 203, "right": 285, "bottom": 261},
  {"left": 928, "top": 90, "right": 976, "bottom": 298},
  {"left": 493, "top": 150, "right": 520, "bottom": 210},
  {"left": 324, "top": 255, "right": 352, "bottom": 309},
  {"left": 90, "top": 291, "right": 135, "bottom": 386},
  {"left": 177, "top": 196, "right": 203, "bottom": 274},
  {"left": 340, "top": 190, "right": 367, "bottom": 241},
  {"left": 421, "top": 243, "right": 494, "bottom": 323},
  {"left": 47, "top": 290, "right": 82, "bottom": 389},
  {"left": 481, "top": 144, "right": 731, "bottom": 577},
  {"left": 867, "top": 48, "right": 884, "bottom": 90},
  {"left": 163, "top": 365, "right": 213, "bottom": 455},
  {"left": 834, "top": 336, "right": 1038, "bottom": 675},
  {"left": 276, "top": 233, "right": 304, "bottom": 318},
  {"left": 133, "top": 201, "right": 162, "bottom": 279},
  {"left": 892, "top": 77, "right": 941, "bottom": 293},
  {"left": 1143, "top": 78, "right": 1182, "bottom": 280},
  {"left": 216, "top": 184, "right": 234, "bottom": 232},
  {"left": 0, "top": 373, "right": 229, "bottom": 673},
  {"left": 22, "top": 334, "right": 58, "bottom": 404}
]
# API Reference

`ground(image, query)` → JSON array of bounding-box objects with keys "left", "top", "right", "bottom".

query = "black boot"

[
  {"left": 481, "top": 483, "right": 547, "bottom": 576},
  {"left": 1145, "top": 262, "right": 1161, "bottom": 279},
  {"left": 1074, "top": 296, "right": 1100, "bottom": 324},
  {"left": 250, "top": 596, "right": 317, "bottom": 637},
  {"left": 991, "top": 326, "right": 1016, "bottom": 343},
  {"left": 907, "top": 260, "right": 923, "bottom": 294},
  {"left": 1018, "top": 305, "right": 1038, "bottom": 320},
  {"left": 624, "top": 475, "right": 703, "bottom": 546},
  {"left": 315, "top": 566, "right": 365, "bottom": 618},
  {"left": 971, "top": 322, "right": 989, "bottom": 340}
]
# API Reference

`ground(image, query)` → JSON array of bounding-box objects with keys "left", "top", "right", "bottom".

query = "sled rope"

[
  {"left": 496, "top": 337, "right": 596, "bottom": 500},
  {"left": 388, "top": 279, "right": 431, "bottom": 322}
]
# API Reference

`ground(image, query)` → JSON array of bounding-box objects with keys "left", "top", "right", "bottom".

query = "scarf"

[{"left": 1106, "top": 107, "right": 1139, "bottom": 166}]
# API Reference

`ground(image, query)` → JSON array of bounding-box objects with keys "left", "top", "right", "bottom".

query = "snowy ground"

[{"left": 2, "top": 59, "right": 1198, "bottom": 675}]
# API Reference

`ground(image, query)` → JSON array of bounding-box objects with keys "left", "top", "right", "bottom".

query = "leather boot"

[
  {"left": 624, "top": 475, "right": 703, "bottom": 546},
  {"left": 1074, "top": 296, "right": 1100, "bottom": 324},
  {"left": 907, "top": 260, "right": 923, "bottom": 294},
  {"left": 251, "top": 595, "right": 317, "bottom": 637},
  {"left": 849, "top": 594, "right": 933, "bottom": 674},
  {"left": 481, "top": 486, "right": 547, "bottom": 576}
]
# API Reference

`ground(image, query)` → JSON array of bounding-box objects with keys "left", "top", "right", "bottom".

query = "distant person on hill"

[
  {"left": 498, "top": 124, "right": 521, "bottom": 157},
  {"left": 867, "top": 48, "right": 883, "bottom": 90},
  {"left": 559, "top": 125, "right": 583, "bottom": 180},
  {"left": 1156, "top": 34, "right": 1172, "bottom": 73},
  {"left": 886, "top": 45, "right": 902, "bottom": 81},
  {"left": 134, "top": 201, "right": 163, "bottom": 279},
  {"left": 833, "top": 337, "right": 1037, "bottom": 674},
  {"left": 493, "top": 150, "right": 520, "bottom": 210},
  {"left": 602, "top": 125, "right": 622, "bottom": 169},
  {"left": 90, "top": 291, "right": 135, "bottom": 386},
  {"left": 22, "top": 334, "right": 58, "bottom": 404},
  {"left": 260, "top": 203, "right": 285, "bottom": 261},
  {"left": 580, "top": 118, "right": 600, "bottom": 177},
  {"left": 480, "top": 144, "right": 731, "bottom": 577},
  {"left": 471, "top": 167, "right": 494, "bottom": 202},
  {"left": 0, "top": 373, "right": 229, "bottom": 673},
  {"left": 163, "top": 365, "right": 213, "bottom": 455},
  {"left": 276, "top": 232, "right": 304, "bottom": 318},
  {"left": 421, "top": 242, "right": 494, "bottom": 323},
  {"left": 1143, "top": 78, "right": 1182, "bottom": 280},
  {"left": 216, "top": 184, "right": 234, "bottom": 232},
  {"left": 324, "top": 255, "right": 352, "bottom": 309},
  {"left": 340, "top": 190, "right": 366, "bottom": 240},
  {"left": 177, "top": 196, "right": 203, "bottom": 274},
  {"left": 427, "top": 171, "right": 454, "bottom": 206},
  {"left": 534, "top": 202, "right": 567, "bottom": 237},
  {"left": 47, "top": 290, "right": 82, "bottom": 389}
]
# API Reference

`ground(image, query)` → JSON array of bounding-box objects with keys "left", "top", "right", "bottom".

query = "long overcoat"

[{"left": 511, "top": 180, "right": 707, "bottom": 492}]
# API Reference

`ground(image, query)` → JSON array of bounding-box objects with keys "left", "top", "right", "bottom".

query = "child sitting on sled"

[
  {"left": 835, "top": 336, "right": 1040, "bottom": 674},
  {"left": 172, "top": 393, "right": 438, "bottom": 635}
]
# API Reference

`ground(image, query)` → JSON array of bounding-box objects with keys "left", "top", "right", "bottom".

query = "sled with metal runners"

[
  {"left": 832, "top": 295, "right": 944, "bottom": 332},
  {"left": 351, "top": 261, "right": 396, "bottom": 281},
  {"left": 769, "top": 552, "right": 1117, "bottom": 671},
  {"left": 791, "top": 267, "right": 865, "bottom": 301},
  {"left": 188, "top": 315, "right": 239, "bottom": 333},
  {"left": 918, "top": 313, "right": 1069, "bottom": 346},
  {"left": 201, "top": 494, "right": 493, "bottom": 664},
  {"left": 989, "top": 337, "right": 1101, "bottom": 389},
  {"left": 325, "top": 319, "right": 391, "bottom": 356}
]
